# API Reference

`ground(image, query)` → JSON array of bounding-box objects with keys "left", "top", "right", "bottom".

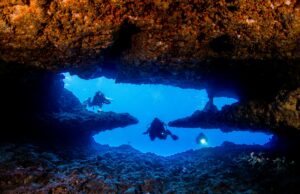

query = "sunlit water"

[{"left": 63, "top": 73, "right": 272, "bottom": 156}]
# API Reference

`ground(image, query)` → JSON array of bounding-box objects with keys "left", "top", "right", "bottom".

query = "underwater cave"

[
  {"left": 1, "top": 0, "right": 300, "bottom": 193},
  {"left": 63, "top": 73, "right": 271, "bottom": 156}
]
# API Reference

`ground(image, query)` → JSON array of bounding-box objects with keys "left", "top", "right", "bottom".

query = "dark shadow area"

[
  {"left": 0, "top": 140, "right": 299, "bottom": 193},
  {"left": 117, "top": 58, "right": 300, "bottom": 102},
  {"left": 209, "top": 59, "right": 300, "bottom": 102},
  {"left": 0, "top": 60, "right": 299, "bottom": 193},
  {"left": 1, "top": 48, "right": 298, "bottom": 106},
  {"left": 209, "top": 35, "right": 235, "bottom": 53},
  {"left": 102, "top": 20, "right": 141, "bottom": 71},
  {"left": 266, "top": 132, "right": 300, "bottom": 159},
  {"left": 0, "top": 60, "right": 138, "bottom": 146},
  {"left": 0, "top": 0, "right": 299, "bottom": 192},
  {"left": 169, "top": 86, "right": 300, "bottom": 136},
  {"left": 68, "top": 21, "right": 141, "bottom": 80}
]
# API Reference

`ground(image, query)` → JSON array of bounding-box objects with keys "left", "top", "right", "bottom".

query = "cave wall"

[
  {"left": 0, "top": 0, "right": 300, "bottom": 101},
  {"left": 0, "top": 60, "right": 138, "bottom": 145},
  {"left": 169, "top": 88, "right": 300, "bottom": 133},
  {"left": 0, "top": 0, "right": 300, "bottom": 134},
  {"left": 1, "top": 0, "right": 300, "bottom": 68}
]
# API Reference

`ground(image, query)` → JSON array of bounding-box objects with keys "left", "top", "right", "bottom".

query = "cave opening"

[{"left": 63, "top": 73, "right": 271, "bottom": 156}]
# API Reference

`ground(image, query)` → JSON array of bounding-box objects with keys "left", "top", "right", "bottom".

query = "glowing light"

[{"left": 200, "top": 138, "right": 207, "bottom": 145}]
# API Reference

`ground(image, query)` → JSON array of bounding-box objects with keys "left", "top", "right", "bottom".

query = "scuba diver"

[
  {"left": 196, "top": 132, "right": 208, "bottom": 145},
  {"left": 143, "top": 118, "right": 179, "bottom": 141},
  {"left": 83, "top": 91, "right": 111, "bottom": 112}
]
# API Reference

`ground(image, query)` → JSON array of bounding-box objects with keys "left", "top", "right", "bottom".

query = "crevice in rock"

[
  {"left": 227, "top": 5, "right": 238, "bottom": 12},
  {"left": 102, "top": 20, "right": 141, "bottom": 71},
  {"left": 209, "top": 35, "right": 235, "bottom": 53}
]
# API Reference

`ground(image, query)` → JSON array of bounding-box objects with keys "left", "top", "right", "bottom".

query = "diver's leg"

[
  {"left": 165, "top": 130, "right": 172, "bottom": 135},
  {"left": 171, "top": 134, "right": 179, "bottom": 140},
  {"left": 166, "top": 130, "right": 179, "bottom": 140},
  {"left": 150, "top": 135, "right": 155, "bottom": 141}
]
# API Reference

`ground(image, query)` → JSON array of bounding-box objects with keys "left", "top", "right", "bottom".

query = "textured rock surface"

[
  {"left": 0, "top": 142, "right": 299, "bottom": 193},
  {"left": 169, "top": 88, "right": 300, "bottom": 132},
  {"left": 1, "top": 0, "right": 300, "bottom": 99},
  {"left": 0, "top": 61, "right": 138, "bottom": 145},
  {"left": 1, "top": 1, "right": 300, "bottom": 134},
  {"left": 39, "top": 86, "right": 138, "bottom": 145},
  {"left": 0, "top": 0, "right": 300, "bottom": 141},
  {"left": 1, "top": 0, "right": 300, "bottom": 68},
  {"left": 1, "top": 3, "right": 300, "bottom": 191}
]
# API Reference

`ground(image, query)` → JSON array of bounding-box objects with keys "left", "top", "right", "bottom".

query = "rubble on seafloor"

[{"left": 0, "top": 142, "right": 299, "bottom": 193}]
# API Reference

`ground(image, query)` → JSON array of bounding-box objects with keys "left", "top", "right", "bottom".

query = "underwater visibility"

[
  {"left": 1, "top": 0, "right": 300, "bottom": 193},
  {"left": 63, "top": 73, "right": 271, "bottom": 156}
]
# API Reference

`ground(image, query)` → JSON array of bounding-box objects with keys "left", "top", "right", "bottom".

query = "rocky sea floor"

[{"left": 0, "top": 142, "right": 299, "bottom": 194}]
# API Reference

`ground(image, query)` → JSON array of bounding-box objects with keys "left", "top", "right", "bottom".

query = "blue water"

[{"left": 63, "top": 73, "right": 272, "bottom": 156}]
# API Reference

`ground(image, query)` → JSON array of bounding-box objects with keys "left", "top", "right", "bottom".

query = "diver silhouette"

[
  {"left": 143, "top": 118, "right": 179, "bottom": 141},
  {"left": 83, "top": 91, "right": 111, "bottom": 112}
]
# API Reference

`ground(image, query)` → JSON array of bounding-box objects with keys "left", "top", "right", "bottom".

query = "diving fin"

[{"left": 171, "top": 134, "right": 179, "bottom": 140}]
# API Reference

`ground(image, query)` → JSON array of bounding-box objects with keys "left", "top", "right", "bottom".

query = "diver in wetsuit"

[
  {"left": 83, "top": 91, "right": 111, "bottom": 111},
  {"left": 143, "top": 118, "right": 179, "bottom": 141}
]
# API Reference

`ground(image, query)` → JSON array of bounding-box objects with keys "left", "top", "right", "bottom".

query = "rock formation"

[
  {"left": 1, "top": 0, "right": 300, "bottom": 68},
  {"left": 169, "top": 88, "right": 300, "bottom": 133},
  {"left": 1, "top": 0, "right": 300, "bottom": 134},
  {"left": 0, "top": 60, "right": 138, "bottom": 145},
  {"left": 0, "top": 0, "right": 299, "bottom": 96},
  {"left": 0, "top": 1, "right": 300, "bottom": 192},
  {"left": 0, "top": 142, "right": 298, "bottom": 193}
]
